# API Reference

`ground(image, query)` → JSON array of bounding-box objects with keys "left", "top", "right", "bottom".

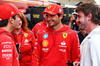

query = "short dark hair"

[
  {"left": 76, "top": 2, "right": 100, "bottom": 24},
  {"left": 12, "top": 15, "right": 16, "bottom": 20},
  {"left": 0, "top": 19, "right": 8, "bottom": 27},
  {"left": 0, "top": 15, "right": 16, "bottom": 27},
  {"left": 57, "top": 14, "right": 61, "bottom": 17},
  {"left": 57, "top": 14, "right": 64, "bottom": 22}
]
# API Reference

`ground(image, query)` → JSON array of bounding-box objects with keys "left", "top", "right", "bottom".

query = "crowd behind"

[{"left": 0, "top": 2, "right": 100, "bottom": 66}]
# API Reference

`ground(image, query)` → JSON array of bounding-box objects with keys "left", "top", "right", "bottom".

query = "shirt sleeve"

[
  {"left": 32, "top": 24, "right": 37, "bottom": 38},
  {"left": 32, "top": 33, "right": 42, "bottom": 66},
  {"left": 31, "top": 32, "right": 38, "bottom": 66},
  {"left": 71, "top": 32, "right": 80, "bottom": 62}
]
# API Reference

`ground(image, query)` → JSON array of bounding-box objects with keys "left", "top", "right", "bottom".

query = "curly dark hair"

[{"left": 76, "top": 2, "right": 100, "bottom": 24}]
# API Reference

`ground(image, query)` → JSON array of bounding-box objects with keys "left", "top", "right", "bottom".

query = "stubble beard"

[{"left": 79, "top": 18, "right": 88, "bottom": 30}]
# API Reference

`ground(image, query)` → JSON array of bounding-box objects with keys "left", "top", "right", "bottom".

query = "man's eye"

[
  {"left": 51, "top": 15, "right": 55, "bottom": 17},
  {"left": 46, "top": 15, "right": 48, "bottom": 17}
]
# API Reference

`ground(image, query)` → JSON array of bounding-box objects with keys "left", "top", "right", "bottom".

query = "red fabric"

[
  {"left": 0, "top": 3, "right": 26, "bottom": 21},
  {"left": 33, "top": 24, "right": 80, "bottom": 66},
  {"left": 0, "top": 28, "right": 19, "bottom": 66},
  {"left": 32, "top": 19, "right": 48, "bottom": 38},
  {"left": 11, "top": 29, "right": 35, "bottom": 66},
  {"left": 41, "top": 4, "right": 63, "bottom": 15}
]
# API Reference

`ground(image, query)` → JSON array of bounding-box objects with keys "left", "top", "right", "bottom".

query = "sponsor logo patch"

[
  {"left": 59, "top": 41, "right": 67, "bottom": 48},
  {"left": 24, "top": 39, "right": 29, "bottom": 43},
  {"left": 2, "top": 54, "right": 12, "bottom": 60},
  {"left": 2, "top": 49, "right": 12, "bottom": 52},
  {"left": 59, "top": 9, "right": 62, "bottom": 12},
  {"left": 42, "top": 48, "right": 49, "bottom": 52},
  {"left": 48, "top": 6, "right": 51, "bottom": 9},
  {"left": 63, "top": 33, "right": 67, "bottom": 38},
  {"left": 24, "top": 33, "right": 28, "bottom": 37},
  {"left": 42, "top": 40, "right": 48, "bottom": 47},
  {"left": 43, "top": 34, "right": 48, "bottom": 39}
]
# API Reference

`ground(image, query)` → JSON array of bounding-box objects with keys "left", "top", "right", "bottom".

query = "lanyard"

[{"left": 13, "top": 32, "right": 23, "bottom": 53}]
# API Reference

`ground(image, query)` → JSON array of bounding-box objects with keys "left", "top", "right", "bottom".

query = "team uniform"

[
  {"left": 0, "top": 28, "right": 19, "bottom": 66},
  {"left": 12, "top": 29, "right": 35, "bottom": 66},
  {"left": 33, "top": 24, "right": 80, "bottom": 66},
  {"left": 32, "top": 19, "right": 48, "bottom": 38}
]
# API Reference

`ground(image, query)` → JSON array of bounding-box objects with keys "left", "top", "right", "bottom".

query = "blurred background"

[{"left": 0, "top": 0, "right": 100, "bottom": 29}]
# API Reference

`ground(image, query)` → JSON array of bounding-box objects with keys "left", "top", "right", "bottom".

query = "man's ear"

[
  {"left": 60, "top": 14, "right": 63, "bottom": 20},
  {"left": 87, "top": 13, "right": 92, "bottom": 21},
  {"left": 8, "top": 17, "right": 13, "bottom": 24}
]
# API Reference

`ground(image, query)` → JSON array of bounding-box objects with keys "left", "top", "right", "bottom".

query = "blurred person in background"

[
  {"left": 73, "top": 2, "right": 100, "bottom": 66},
  {"left": 11, "top": 13, "right": 35, "bottom": 66},
  {"left": 32, "top": 13, "right": 48, "bottom": 39},
  {"left": 0, "top": 3, "right": 25, "bottom": 66},
  {"left": 68, "top": 14, "right": 79, "bottom": 32},
  {"left": 33, "top": 4, "right": 80, "bottom": 66}
]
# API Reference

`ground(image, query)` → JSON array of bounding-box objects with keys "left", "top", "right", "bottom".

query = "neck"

[
  {"left": 80, "top": 30, "right": 87, "bottom": 37},
  {"left": 13, "top": 28, "right": 21, "bottom": 34},
  {"left": 51, "top": 21, "right": 63, "bottom": 31},
  {"left": 86, "top": 22, "right": 99, "bottom": 34},
  {"left": 0, "top": 26, "right": 13, "bottom": 33}
]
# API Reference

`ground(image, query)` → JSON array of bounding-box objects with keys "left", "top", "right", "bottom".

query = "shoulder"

[
  {"left": 32, "top": 21, "right": 47, "bottom": 31},
  {"left": 87, "top": 36, "right": 100, "bottom": 55},
  {"left": 23, "top": 30, "right": 34, "bottom": 36},
  {"left": 35, "top": 21, "right": 44, "bottom": 26},
  {"left": 63, "top": 24, "right": 75, "bottom": 31},
  {"left": 89, "top": 35, "right": 100, "bottom": 44},
  {"left": 0, "top": 29, "right": 12, "bottom": 42},
  {"left": 0, "top": 34, "right": 13, "bottom": 44},
  {"left": 2, "top": 33, "right": 12, "bottom": 40},
  {"left": 63, "top": 25, "right": 78, "bottom": 38},
  {"left": 65, "top": 26, "right": 77, "bottom": 35}
]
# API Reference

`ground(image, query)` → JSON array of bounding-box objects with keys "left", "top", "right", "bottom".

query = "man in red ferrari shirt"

[
  {"left": 0, "top": 3, "right": 26, "bottom": 66},
  {"left": 33, "top": 4, "right": 80, "bottom": 66},
  {"left": 32, "top": 14, "right": 48, "bottom": 39}
]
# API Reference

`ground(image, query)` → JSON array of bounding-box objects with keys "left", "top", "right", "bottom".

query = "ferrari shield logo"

[
  {"left": 63, "top": 33, "right": 67, "bottom": 38},
  {"left": 24, "top": 33, "right": 28, "bottom": 37},
  {"left": 48, "top": 6, "right": 51, "bottom": 9}
]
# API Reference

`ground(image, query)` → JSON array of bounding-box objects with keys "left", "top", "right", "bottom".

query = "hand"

[
  {"left": 70, "top": 15, "right": 75, "bottom": 22},
  {"left": 68, "top": 15, "right": 76, "bottom": 28},
  {"left": 73, "top": 61, "right": 80, "bottom": 66}
]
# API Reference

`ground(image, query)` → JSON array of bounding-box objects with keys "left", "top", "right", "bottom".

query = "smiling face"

[
  {"left": 46, "top": 13, "right": 61, "bottom": 27},
  {"left": 76, "top": 11, "right": 89, "bottom": 30}
]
